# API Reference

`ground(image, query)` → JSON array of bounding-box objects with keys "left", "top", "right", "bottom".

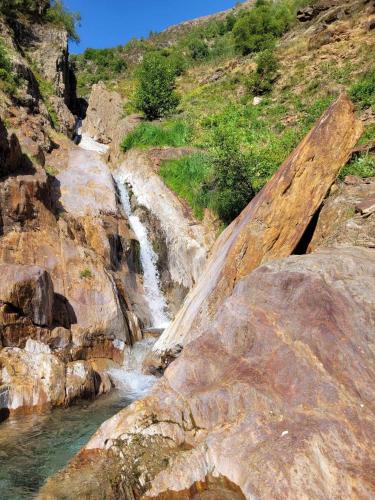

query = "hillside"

[{"left": 75, "top": 0, "right": 374, "bottom": 225}]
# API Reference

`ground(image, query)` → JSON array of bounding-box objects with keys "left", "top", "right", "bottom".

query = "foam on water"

[
  {"left": 115, "top": 172, "right": 170, "bottom": 329},
  {"left": 79, "top": 133, "right": 109, "bottom": 154}
]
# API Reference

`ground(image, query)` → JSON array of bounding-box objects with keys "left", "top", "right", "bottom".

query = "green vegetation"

[
  {"left": 339, "top": 153, "right": 375, "bottom": 179},
  {"left": 247, "top": 48, "right": 279, "bottom": 95},
  {"left": 159, "top": 154, "right": 211, "bottom": 219},
  {"left": 30, "top": 62, "right": 59, "bottom": 128},
  {"left": 122, "top": 121, "right": 191, "bottom": 152},
  {"left": 233, "top": 0, "right": 292, "bottom": 55},
  {"left": 0, "top": 1, "right": 80, "bottom": 42},
  {"left": 135, "top": 52, "right": 180, "bottom": 120},
  {"left": 0, "top": 40, "right": 19, "bottom": 95},
  {"left": 80, "top": 268, "right": 92, "bottom": 279},
  {"left": 349, "top": 68, "right": 375, "bottom": 110},
  {"left": 71, "top": 47, "right": 127, "bottom": 95},
  {"left": 45, "top": 1, "right": 81, "bottom": 42}
]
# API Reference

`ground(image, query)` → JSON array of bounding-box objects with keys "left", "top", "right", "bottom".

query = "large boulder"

[
  {"left": 154, "top": 93, "right": 363, "bottom": 355},
  {"left": 39, "top": 247, "right": 375, "bottom": 498},
  {"left": 0, "top": 264, "right": 54, "bottom": 327},
  {"left": 82, "top": 82, "right": 141, "bottom": 160}
]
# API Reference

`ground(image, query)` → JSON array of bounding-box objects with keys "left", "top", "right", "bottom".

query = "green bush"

[
  {"left": 45, "top": 0, "right": 81, "bottom": 42},
  {"left": 135, "top": 52, "right": 180, "bottom": 120},
  {"left": 0, "top": 0, "right": 47, "bottom": 16},
  {"left": 206, "top": 132, "right": 255, "bottom": 223},
  {"left": 233, "top": 0, "right": 292, "bottom": 55},
  {"left": 247, "top": 48, "right": 279, "bottom": 94},
  {"left": 188, "top": 38, "right": 209, "bottom": 61},
  {"left": 349, "top": 68, "right": 375, "bottom": 110},
  {"left": 0, "top": 40, "right": 19, "bottom": 95},
  {"left": 159, "top": 153, "right": 211, "bottom": 219},
  {"left": 122, "top": 121, "right": 191, "bottom": 151}
]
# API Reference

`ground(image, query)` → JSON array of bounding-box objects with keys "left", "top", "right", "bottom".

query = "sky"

[{"left": 64, "top": 0, "right": 240, "bottom": 53}]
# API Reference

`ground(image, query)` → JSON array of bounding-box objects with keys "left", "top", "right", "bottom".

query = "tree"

[
  {"left": 135, "top": 52, "right": 180, "bottom": 120},
  {"left": 188, "top": 38, "right": 209, "bottom": 61}
]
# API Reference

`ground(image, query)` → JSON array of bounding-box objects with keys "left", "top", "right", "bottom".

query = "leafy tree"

[
  {"left": 247, "top": 48, "right": 279, "bottom": 94},
  {"left": 135, "top": 52, "right": 180, "bottom": 120},
  {"left": 233, "top": 0, "right": 292, "bottom": 55}
]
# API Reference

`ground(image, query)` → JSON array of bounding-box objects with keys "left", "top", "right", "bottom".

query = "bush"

[
  {"left": 207, "top": 132, "right": 255, "bottom": 223},
  {"left": 0, "top": 40, "right": 19, "bottom": 95},
  {"left": 122, "top": 121, "right": 191, "bottom": 151},
  {"left": 233, "top": 0, "right": 292, "bottom": 55},
  {"left": 135, "top": 52, "right": 180, "bottom": 120},
  {"left": 247, "top": 48, "right": 279, "bottom": 94},
  {"left": 349, "top": 68, "right": 375, "bottom": 110},
  {"left": 0, "top": 0, "right": 48, "bottom": 16},
  {"left": 188, "top": 38, "right": 209, "bottom": 61},
  {"left": 45, "top": 0, "right": 81, "bottom": 42}
]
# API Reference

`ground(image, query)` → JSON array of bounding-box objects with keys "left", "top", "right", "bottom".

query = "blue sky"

[{"left": 64, "top": 0, "right": 240, "bottom": 53}]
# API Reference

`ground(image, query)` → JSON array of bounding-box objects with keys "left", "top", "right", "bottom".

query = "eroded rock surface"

[{"left": 40, "top": 247, "right": 375, "bottom": 499}]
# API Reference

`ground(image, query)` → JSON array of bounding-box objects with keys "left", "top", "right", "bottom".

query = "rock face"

[
  {"left": 154, "top": 93, "right": 363, "bottom": 355},
  {"left": 40, "top": 247, "right": 375, "bottom": 498},
  {"left": 82, "top": 82, "right": 141, "bottom": 160},
  {"left": 308, "top": 176, "right": 375, "bottom": 251},
  {"left": 0, "top": 264, "right": 54, "bottom": 327}
]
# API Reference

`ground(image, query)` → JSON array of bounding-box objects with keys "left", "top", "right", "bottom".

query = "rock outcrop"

[
  {"left": 82, "top": 82, "right": 140, "bottom": 160},
  {"left": 39, "top": 246, "right": 375, "bottom": 498},
  {"left": 154, "top": 93, "right": 363, "bottom": 355}
]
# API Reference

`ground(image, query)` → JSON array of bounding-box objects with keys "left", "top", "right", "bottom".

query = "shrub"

[
  {"left": 45, "top": 0, "right": 81, "bottom": 42},
  {"left": 349, "top": 68, "right": 375, "bottom": 110},
  {"left": 233, "top": 0, "right": 292, "bottom": 55},
  {"left": 135, "top": 52, "right": 180, "bottom": 120},
  {"left": 188, "top": 38, "right": 209, "bottom": 61},
  {"left": 0, "top": 40, "right": 19, "bottom": 95},
  {"left": 247, "top": 48, "right": 279, "bottom": 94},
  {"left": 207, "top": 132, "right": 255, "bottom": 223},
  {"left": 0, "top": 0, "right": 48, "bottom": 16},
  {"left": 121, "top": 121, "right": 191, "bottom": 151}
]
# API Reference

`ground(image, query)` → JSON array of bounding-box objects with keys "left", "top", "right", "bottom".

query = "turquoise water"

[{"left": 0, "top": 391, "right": 131, "bottom": 499}]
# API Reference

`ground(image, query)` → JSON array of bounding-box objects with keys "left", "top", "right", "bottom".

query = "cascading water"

[{"left": 115, "top": 171, "right": 170, "bottom": 329}]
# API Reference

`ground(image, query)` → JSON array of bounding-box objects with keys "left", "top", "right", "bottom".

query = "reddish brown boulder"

[
  {"left": 155, "top": 93, "right": 363, "bottom": 355},
  {"left": 39, "top": 247, "right": 375, "bottom": 499}
]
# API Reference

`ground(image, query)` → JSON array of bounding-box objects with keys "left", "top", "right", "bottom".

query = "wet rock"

[
  {"left": 46, "top": 247, "right": 375, "bottom": 498},
  {"left": 155, "top": 94, "right": 362, "bottom": 355},
  {"left": 0, "top": 264, "right": 54, "bottom": 327},
  {"left": 65, "top": 360, "right": 97, "bottom": 403}
]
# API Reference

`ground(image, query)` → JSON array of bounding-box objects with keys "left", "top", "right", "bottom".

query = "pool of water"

[{"left": 0, "top": 391, "right": 132, "bottom": 499}]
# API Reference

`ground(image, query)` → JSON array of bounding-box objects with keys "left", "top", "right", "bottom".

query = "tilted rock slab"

[
  {"left": 40, "top": 247, "right": 375, "bottom": 498},
  {"left": 154, "top": 93, "right": 363, "bottom": 355}
]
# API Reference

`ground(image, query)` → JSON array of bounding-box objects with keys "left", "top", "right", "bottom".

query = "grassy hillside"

[{"left": 75, "top": 0, "right": 375, "bottom": 223}]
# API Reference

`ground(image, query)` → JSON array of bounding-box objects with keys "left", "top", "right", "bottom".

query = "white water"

[
  {"left": 109, "top": 339, "right": 157, "bottom": 399},
  {"left": 115, "top": 171, "right": 170, "bottom": 329}
]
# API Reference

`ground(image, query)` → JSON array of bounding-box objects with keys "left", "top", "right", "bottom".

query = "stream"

[{"left": 0, "top": 135, "right": 169, "bottom": 499}]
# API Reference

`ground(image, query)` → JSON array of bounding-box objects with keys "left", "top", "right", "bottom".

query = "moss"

[{"left": 80, "top": 268, "right": 92, "bottom": 279}]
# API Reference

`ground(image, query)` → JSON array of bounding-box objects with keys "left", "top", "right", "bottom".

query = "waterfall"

[
  {"left": 115, "top": 172, "right": 170, "bottom": 329},
  {"left": 109, "top": 338, "right": 157, "bottom": 399}
]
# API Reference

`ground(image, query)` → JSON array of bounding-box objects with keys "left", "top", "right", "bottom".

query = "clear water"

[
  {"left": 0, "top": 391, "right": 130, "bottom": 499},
  {"left": 115, "top": 173, "right": 170, "bottom": 329},
  {"left": 0, "top": 340, "right": 158, "bottom": 499}
]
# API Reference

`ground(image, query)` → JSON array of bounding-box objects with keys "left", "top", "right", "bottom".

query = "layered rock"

[
  {"left": 39, "top": 246, "right": 375, "bottom": 498},
  {"left": 154, "top": 93, "right": 363, "bottom": 355}
]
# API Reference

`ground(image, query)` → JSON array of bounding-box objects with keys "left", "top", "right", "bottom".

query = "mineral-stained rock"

[
  {"left": 308, "top": 176, "right": 375, "bottom": 251},
  {"left": 154, "top": 93, "right": 363, "bottom": 355},
  {"left": 42, "top": 247, "right": 375, "bottom": 499},
  {"left": 0, "top": 264, "right": 54, "bottom": 327}
]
